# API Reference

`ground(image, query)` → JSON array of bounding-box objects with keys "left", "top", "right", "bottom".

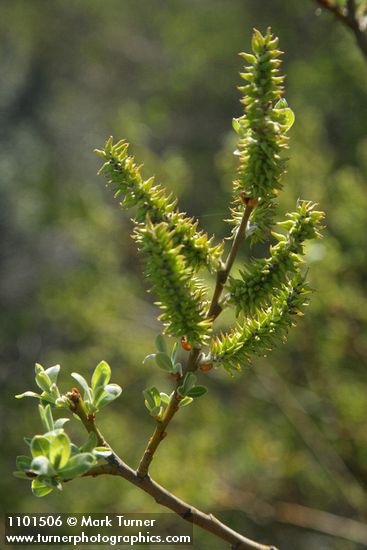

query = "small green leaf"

[
  {"left": 45, "top": 404, "right": 54, "bottom": 431},
  {"left": 232, "top": 117, "right": 242, "bottom": 134},
  {"left": 179, "top": 372, "right": 197, "bottom": 395},
  {"left": 155, "top": 352, "right": 173, "bottom": 372},
  {"left": 13, "top": 471, "right": 31, "bottom": 479},
  {"left": 150, "top": 387, "right": 161, "bottom": 407},
  {"left": 143, "top": 389, "right": 155, "bottom": 410},
  {"left": 178, "top": 396, "right": 193, "bottom": 408},
  {"left": 275, "top": 98, "right": 288, "bottom": 109},
  {"left": 35, "top": 371, "right": 52, "bottom": 393},
  {"left": 54, "top": 418, "right": 70, "bottom": 429},
  {"left": 30, "top": 456, "right": 54, "bottom": 477},
  {"left": 186, "top": 385, "right": 208, "bottom": 398},
  {"left": 35, "top": 363, "right": 44, "bottom": 375},
  {"left": 49, "top": 383, "right": 60, "bottom": 400},
  {"left": 38, "top": 405, "right": 49, "bottom": 432},
  {"left": 58, "top": 453, "right": 97, "bottom": 479},
  {"left": 282, "top": 108, "right": 295, "bottom": 132},
  {"left": 80, "top": 432, "right": 98, "bottom": 453},
  {"left": 49, "top": 432, "right": 71, "bottom": 469},
  {"left": 31, "top": 436, "right": 50, "bottom": 458},
  {"left": 84, "top": 400, "right": 97, "bottom": 415},
  {"left": 70, "top": 443, "right": 80, "bottom": 455},
  {"left": 32, "top": 478, "right": 54, "bottom": 497},
  {"left": 71, "top": 372, "right": 92, "bottom": 401},
  {"left": 44, "top": 365, "right": 60, "bottom": 385},
  {"left": 91, "top": 361, "right": 111, "bottom": 391},
  {"left": 16, "top": 456, "right": 32, "bottom": 471},
  {"left": 92, "top": 446, "right": 113, "bottom": 458},
  {"left": 97, "top": 384, "right": 122, "bottom": 408},
  {"left": 159, "top": 392, "right": 170, "bottom": 405},
  {"left": 149, "top": 405, "right": 161, "bottom": 417},
  {"left": 171, "top": 342, "right": 178, "bottom": 363},
  {"left": 155, "top": 334, "right": 167, "bottom": 353},
  {"left": 55, "top": 396, "right": 69, "bottom": 408},
  {"left": 15, "top": 391, "right": 42, "bottom": 400},
  {"left": 143, "top": 353, "right": 156, "bottom": 364},
  {"left": 173, "top": 363, "right": 183, "bottom": 376}
]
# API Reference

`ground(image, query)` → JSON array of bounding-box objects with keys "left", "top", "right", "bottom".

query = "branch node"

[{"left": 182, "top": 507, "right": 193, "bottom": 520}]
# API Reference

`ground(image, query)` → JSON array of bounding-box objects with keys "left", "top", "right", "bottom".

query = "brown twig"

[
  {"left": 314, "top": 0, "right": 367, "bottom": 61},
  {"left": 68, "top": 393, "right": 277, "bottom": 550}
]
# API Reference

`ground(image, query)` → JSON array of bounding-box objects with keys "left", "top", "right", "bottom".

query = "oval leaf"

[
  {"left": 282, "top": 108, "right": 295, "bottom": 132},
  {"left": 32, "top": 478, "right": 54, "bottom": 498},
  {"left": 71, "top": 372, "right": 92, "bottom": 401},
  {"left": 178, "top": 396, "right": 193, "bottom": 408},
  {"left": 91, "top": 361, "right": 111, "bottom": 391},
  {"left": 54, "top": 418, "right": 70, "bottom": 429},
  {"left": 155, "top": 352, "right": 173, "bottom": 372},
  {"left": 16, "top": 455, "right": 32, "bottom": 471},
  {"left": 186, "top": 386, "right": 208, "bottom": 398},
  {"left": 31, "top": 436, "right": 50, "bottom": 458},
  {"left": 35, "top": 371, "right": 52, "bottom": 393},
  {"left": 45, "top": 404, "right": 54, "bottom": 431},
  {"left": 155, "top": 334, "right": 167, "bottom": 353},
  {"left": 30, "top": 456, "right": 54, "bottom": 476},
  {"left": 92, "top": 446, "right": 113, "bottom": 458},
  {"left": 143, "top": 353, "right": 156, "bottom": 364},
  {"left": 80, "top": 432, "right": 98, "bottom": 453},
  {"left": 13, "top": 471, "right": 31, "bottom": 479},
  {"left": 59, "top": 453, "right": 97, "bottom": 479},
  {"left": 49, "top": 432, "right": 71, "bottom": 469},
  {"left": 159, "top": 392, "right": 170, "bottom": 405},
  {"left": 15, "top": 391, "right": 42, "bottom": 400},
  {"left": 44, "top": 365, "right": 60, "bottom": 385}
]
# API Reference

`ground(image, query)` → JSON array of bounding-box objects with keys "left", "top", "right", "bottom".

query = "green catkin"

[
  {"left": 96, "top": 138, "right": 223, "bottom": 272},
  {"left": 231, "top": 28, "right": 293, "bottom": 243},
  {"left": 95, "top": 29, "right": 323, "bottom": 373},
  {"left": 211, "top": 274, "right": 311, "bottom": 374},
  {"left": 229, "top": 201, "right": 324, "bottom": 315},
  {"left": 133, "top": 221, "right": 211, "bottom": 345}
]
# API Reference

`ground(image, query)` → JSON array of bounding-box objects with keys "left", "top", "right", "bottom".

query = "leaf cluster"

[{"left": 14, "top": 404, "right": 111, "bottom": 497}]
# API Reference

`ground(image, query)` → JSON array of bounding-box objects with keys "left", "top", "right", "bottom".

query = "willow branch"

[
  {"left": 68, "top": 394, "right": 277, "bottom": 550},
  {"left": 66, "top": 388, "right": 107, "bottom": 447},
  {"left": 314, "top": 0, "right": 367, "bottom": 61},
  {"left": 136, "top": 346, "right": 200, "bottom": 477},
  {"left": 137, "top": 203, "right": 253, "bottom": 477},
  {"left": 208, "top": 201, "right": 254, "bottom": 321}
]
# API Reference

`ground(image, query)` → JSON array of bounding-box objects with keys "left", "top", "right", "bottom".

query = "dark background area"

[{"left": 1, "top": 1, "right": 367, "bottom": 548}]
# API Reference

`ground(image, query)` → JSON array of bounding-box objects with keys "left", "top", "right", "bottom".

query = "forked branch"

[
  {"left": 136, "top": 203, "right": 253, "bottom": 478},
  {"left": 71, "top": 393, "right": 277, "bottom": 550}
]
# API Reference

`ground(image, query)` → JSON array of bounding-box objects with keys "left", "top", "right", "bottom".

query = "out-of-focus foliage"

[{"left": 1, "top": 1, "right": 367, "bottom": 549}]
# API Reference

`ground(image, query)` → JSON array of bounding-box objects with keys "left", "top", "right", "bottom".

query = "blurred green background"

[{"left": 1, "top": 1, "right": 367, "bottom": 548}]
